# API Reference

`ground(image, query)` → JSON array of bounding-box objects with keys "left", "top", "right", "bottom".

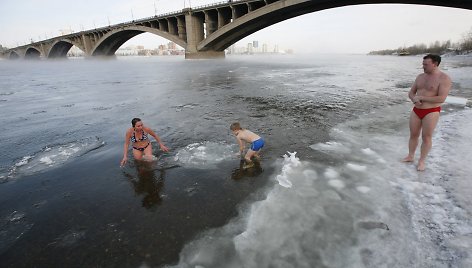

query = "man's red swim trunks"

[{"left": 413, "top": 106, "right": 441, "bottom": 119}]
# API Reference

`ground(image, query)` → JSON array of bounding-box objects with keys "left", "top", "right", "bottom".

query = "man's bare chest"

[{"left": 418, "top": 76, "right": 440, "bottom": 92}]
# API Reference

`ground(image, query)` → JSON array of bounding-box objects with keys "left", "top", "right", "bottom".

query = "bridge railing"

[
  {"left": 191, "top": 0, "right": 253, "bottom": 10},
  {"left": 90, "top": 0, "right": 252, "bottom": 29},
  {"left": 129, "top": 10, "right": 184, "bottom": 25}
]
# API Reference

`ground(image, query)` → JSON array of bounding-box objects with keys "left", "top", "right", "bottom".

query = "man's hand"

[{"left": 412, "top": 96, "right": 422, "bottom": 104}]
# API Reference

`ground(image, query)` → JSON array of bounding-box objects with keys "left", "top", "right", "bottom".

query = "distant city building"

[
  {"left": 67, "top": 46, "right": 85, "bottom": 57},
  {"left": 247, "top": 43, "right": 253, "bottom": 54},
  {"left": 167, "top": 42, "right": 177, "bottom": 50},
  {"left": 115, "top": 43, "right": 185, "bottom": 56},
  {"left": 229, "top": 44, "right": 236, "bottom": 54},
  {"left": 226, "top": 41, "right": 293, "bottom": 56},
  {"left": 116, "top": 46, "right": 140, "bottom": 56},
  {"left": 262, "top": 43, "right": 268, "bottom": 53}
]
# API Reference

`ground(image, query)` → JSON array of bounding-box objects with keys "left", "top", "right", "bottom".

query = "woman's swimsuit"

[
  {"left": 131, "top": 130, "right": 150, "bottom": 151},
  {"left": 413, "top": 106, "right": 441, "bottom": 119}
]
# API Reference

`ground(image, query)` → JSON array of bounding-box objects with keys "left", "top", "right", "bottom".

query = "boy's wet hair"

[
  {"left": 423, "top": 54, "right": 441, "bottom": 66},
  {"left": 131, "top": 118, "right": 142, "bottom": 127},
  {"left": 230, "top": 122, "right": 242, "bottom": 131}
]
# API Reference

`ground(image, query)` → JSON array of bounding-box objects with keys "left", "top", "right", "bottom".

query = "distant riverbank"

[
  {"left": 368, "top": 49, "right": 472, "bottom": 57},
  {"left": 369, "top": 28, "right": 472, "bottom": 56}
]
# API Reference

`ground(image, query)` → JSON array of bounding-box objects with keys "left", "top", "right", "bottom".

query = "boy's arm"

[{"left": 236, "top": 137, "right": 245, "bottom": 155}]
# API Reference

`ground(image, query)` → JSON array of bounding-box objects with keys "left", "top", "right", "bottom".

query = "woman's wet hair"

[
  {"left": 423, "top": 54, "right": 441, "bottom": 66},
  {"left": 131, "top": 118, "right": 142, "bottom": 127}
]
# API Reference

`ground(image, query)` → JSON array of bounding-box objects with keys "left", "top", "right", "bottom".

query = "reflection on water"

[
  {"left": 123, "top": 160, "right": 166, "bottom": 209},
  {"left": 230, "top": 159, "right": 263, "bottom": 180}
]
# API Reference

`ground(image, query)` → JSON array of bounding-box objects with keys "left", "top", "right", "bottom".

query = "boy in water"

[{"left": 230, "top": 122, "right": 265, "bottom": 169}]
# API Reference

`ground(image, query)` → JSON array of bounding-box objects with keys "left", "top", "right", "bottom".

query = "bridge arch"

[
  {"left": 91, "top": 26, "right": 187, "bottom": 56},
  {"left": 8, "top": 51, "right": 20, "bottom": 60},
  {"left": 198, "top": 0, "right": 472, "bottom": 52},
  {"left": 25, "top": 47, "right": 41, "bottom": 59},
  {"left": 48, "top": 40, "right": 74, "bottom": 58}
]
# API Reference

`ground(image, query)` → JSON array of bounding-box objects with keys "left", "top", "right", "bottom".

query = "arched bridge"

[{"left": 2, "top": 0, "right": 471, "bottom": 60}]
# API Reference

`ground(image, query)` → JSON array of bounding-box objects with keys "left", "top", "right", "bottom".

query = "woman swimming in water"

[{"left": 120, "top": 118, "right": 169, "bottom": 166}]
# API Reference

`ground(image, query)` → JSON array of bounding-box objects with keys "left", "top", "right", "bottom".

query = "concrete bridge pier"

[
  {"left": 185, "top": 50, "right": 225, "bottom": 59},
  {"left": 80, "top": 34, "right": 94, "bottom": 58},
  {"left": 184, "top": 9, "right": 225, "bottom": 59}
]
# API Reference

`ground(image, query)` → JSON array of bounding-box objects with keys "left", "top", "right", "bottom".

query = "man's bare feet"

[
  {"left": 402, "top": 155, "right": 414, "bottom": 162},
  {"left": 417, "top": 161, "right": 426, "bottom": 171}
]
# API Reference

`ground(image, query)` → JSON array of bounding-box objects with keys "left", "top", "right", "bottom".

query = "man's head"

[{"left": 422, "top": 54, "right": 441, "bottom": 74}]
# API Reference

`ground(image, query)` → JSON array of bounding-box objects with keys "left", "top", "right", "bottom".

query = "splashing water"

[
  {"left": 173, "top": 141, "right": 239, "bottom": 168},
  {"left": 3, "top": 137, "right": 105, "bottom": 181},
  {"left": 275, "top": 152, "right": 300, "bottom": 188}
]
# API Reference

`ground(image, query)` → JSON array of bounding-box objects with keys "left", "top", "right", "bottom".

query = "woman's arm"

[
  {"left": 145, "top": 127, "right": 169, "bottom": 152},
  {"left": 121, "top": 129, "right": 131, "bottom": 166}
]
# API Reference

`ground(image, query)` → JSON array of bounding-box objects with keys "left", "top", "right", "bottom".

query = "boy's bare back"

[{"left": 236, "top": 129, "right": 260, "bottom": 143}]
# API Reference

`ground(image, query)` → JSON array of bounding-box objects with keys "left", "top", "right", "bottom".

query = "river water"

[{"left": 0, "top": 54, "right": 471, "bottom": 267}]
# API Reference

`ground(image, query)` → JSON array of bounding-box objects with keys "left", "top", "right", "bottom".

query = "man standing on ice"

[{"left": 402, "top": 54, "right": 451, "bottom": 171}]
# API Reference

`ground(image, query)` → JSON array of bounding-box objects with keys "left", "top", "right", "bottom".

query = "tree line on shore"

[{"left": 368, "top": 27, "right": 472, "bottom": 56}]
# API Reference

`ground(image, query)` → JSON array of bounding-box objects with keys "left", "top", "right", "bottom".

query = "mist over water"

[{"left": 0, "top": 54, "right": 471, "bottom": 267}]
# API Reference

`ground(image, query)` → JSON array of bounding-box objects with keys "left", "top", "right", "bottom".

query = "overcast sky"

[{"left": 1, "top": 0, "right": 471, "bottom": 53}]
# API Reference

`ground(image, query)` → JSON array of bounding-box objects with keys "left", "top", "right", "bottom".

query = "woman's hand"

[
  {"left": 120, "top": 157, "right": 127, "bottom": 167},
  {"left": 160, "top": 143, "right": 169, "bottom": 152}
]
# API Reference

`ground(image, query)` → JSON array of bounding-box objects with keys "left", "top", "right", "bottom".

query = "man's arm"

[
  {"left": 418, "top": 75, "right": 452, "bottom": 104},
  {"left": 408, "top": 77, "right": 419, "bottom": 103}
]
